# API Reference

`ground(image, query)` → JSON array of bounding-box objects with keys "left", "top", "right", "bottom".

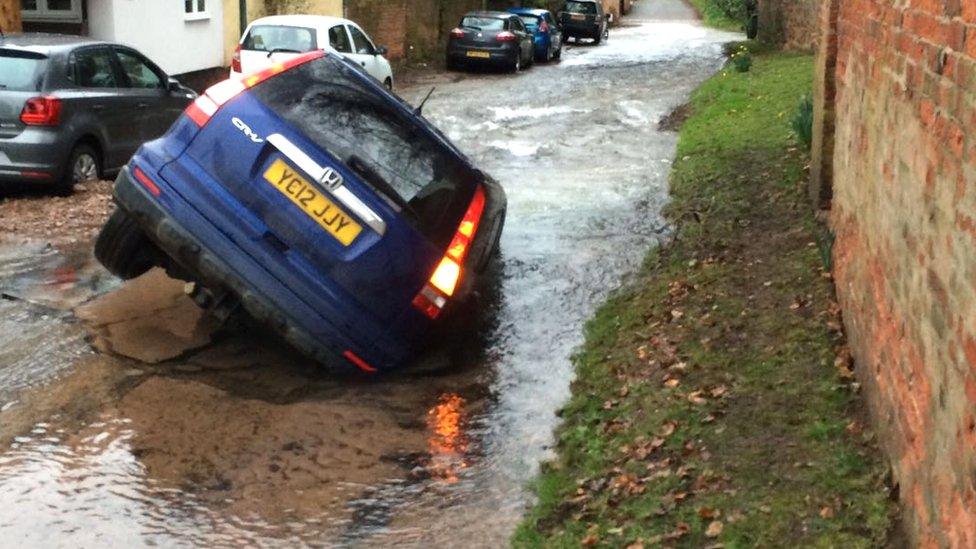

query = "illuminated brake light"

[
  {"left": 412, "top": 185, "right": 487, "bottom": 319},
  {"left": 450, "top": 27, "right": 465, "bottom": 39},
  {"left": 184, "top": 50, "right": 325, "bottom": 127}
]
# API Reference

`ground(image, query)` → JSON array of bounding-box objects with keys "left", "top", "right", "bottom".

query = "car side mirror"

[
  {"left": 167, "top": 77, "right": 183, "bottom": 92},
  {"left": 375, "top": 45, "right": 388, "bottom": 56}
]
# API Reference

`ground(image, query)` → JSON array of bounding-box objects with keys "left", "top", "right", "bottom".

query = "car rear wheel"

[
  {"left": 58, "top": 144, "right": 101, "bottom": 195},
  {"left": 384, "top": 77, "right": 393, "bottom": 91},
  {"left": 94, "top": 208, "right": 157, "bottom": 280}
]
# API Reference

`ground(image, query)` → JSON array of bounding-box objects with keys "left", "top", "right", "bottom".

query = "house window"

[
  {"left": 21, "top": 0, "right": 82, "bottom": 22},
  {"left": 184, "top": 0, "right": 207, "bottom": 16}
]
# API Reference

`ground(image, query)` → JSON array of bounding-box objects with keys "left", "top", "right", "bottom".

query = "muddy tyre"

[
  {"left": 56, "top": 143, "right": 100, "bottom": 196},
  {"left": 95, "top": 209, "right": 157, "bottom": 280}
]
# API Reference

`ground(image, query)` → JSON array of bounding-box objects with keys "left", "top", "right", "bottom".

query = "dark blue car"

[
  {"left": 507, "top": 8, "right": 563, "bottom": 62},
  {"left": 94, "top": 51, "right": 507, "bottom": 374}
]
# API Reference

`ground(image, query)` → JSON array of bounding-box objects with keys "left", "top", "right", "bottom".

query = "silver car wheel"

[{"left": 73, "top": 153, "right": 98, "bottom": 182}]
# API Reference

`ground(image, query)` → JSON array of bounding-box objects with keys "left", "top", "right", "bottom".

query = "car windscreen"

[
  {"left": 565, "top": 2, "right": 598, "bottom": 14},
  {"left": 518, "top": 15, "right": 541, "bottom": 28},
  {"left": 460, "top": 17, "right": 505, "bottom": 31},
  {"left": 250, "top": 55, "right": 475, "bottom": 241},
  {"left": 242, "top": 25, "right": 317, "bottom": 53},
  {"left": 0, "top": 50, "right": 47, "bottom": 92}
]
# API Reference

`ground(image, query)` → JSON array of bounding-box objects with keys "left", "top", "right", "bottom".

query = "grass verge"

[
  {"left": 512, "top": 49, "right": 897, "bottom": 547},
  {"left": 685, "top": 0, "right": 744, "bottom": 31}
]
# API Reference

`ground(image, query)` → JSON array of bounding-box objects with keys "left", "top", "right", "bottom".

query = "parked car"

[
  {"left": 95, "top": 51, "right": 507, "bottom": 374},
  {"left": 446, "top": 11, "right": 535, "bottom": 72},
  {"left": 559, "top": 0, "right": 610, "bottom": 44},
  {"left": 231, "top": 15, "right": 395, "bottom": 90},
  {"left": 0, "top": 34, "right": 196, "bottom": 193},
  {"left": 507, "top": 7, "right": 563, "bottom": 62}
]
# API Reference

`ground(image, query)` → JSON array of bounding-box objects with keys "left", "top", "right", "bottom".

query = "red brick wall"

[
  {"left": 828, "top": 0, "right": 976, "bottom": 545},
  {"left": 759, "top": 0, "right": 820, "bottom": 52}
]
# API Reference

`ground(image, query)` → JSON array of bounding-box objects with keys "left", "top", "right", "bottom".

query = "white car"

[{"left": 231, "top": 15, "right": 395, "bottom": 89}]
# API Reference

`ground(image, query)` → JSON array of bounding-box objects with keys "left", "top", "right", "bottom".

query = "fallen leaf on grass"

[
  {"left": 709, "top": 385, "right": 728, "bottom": 398},
  {"left": 698, "top": 507, "right": 721, "bottom": 520},
  {"left": 664, "top": 378, "right": 681, "bottom": 388},
  {"left": 625, "top": 542, "right": 644, "bottom": 549},
  {"left": 705, "top": 520, "right": 724, "bottom": 538},
  {"left": 688, "top": 391, "right": 707, "bottom": 405},
  {"left": 581, "top": 534, "right": 599, "bottom": 546},
  {"left": 819, "top": 506, "right": 835, "bottom": 519},
  {"left": 659, "top": 420, "right": 678, "bottom": 437}
]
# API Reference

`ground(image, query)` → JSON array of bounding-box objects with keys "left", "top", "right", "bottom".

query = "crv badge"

[{"left": 232, "top": 117, "right": 264, "bottom": 143}]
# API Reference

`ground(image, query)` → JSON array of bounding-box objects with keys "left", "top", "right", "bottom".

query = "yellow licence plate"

[
  {"left": 262, "top": 158, "right": 363, "bottom": 246},
  {"left": 466, "top": 51, "right": 491, "bottom": 59},
  {"left": 571, "top": 14, "right": 585, "bottom": 20}
]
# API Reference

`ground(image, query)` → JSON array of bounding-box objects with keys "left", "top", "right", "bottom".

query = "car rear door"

[
  {"left": 109, "top": 46, "right": 185, "bottom": 143},
  {"left": 65, "top": 46, "right": 134, "bottom": 169},
  {"left": 164, "top": 55, "right": 473, "bottom": 325}
]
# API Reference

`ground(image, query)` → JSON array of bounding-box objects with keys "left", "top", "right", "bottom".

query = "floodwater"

[{"left": 0, "top": 2, "right": 739, "bottom": 547}]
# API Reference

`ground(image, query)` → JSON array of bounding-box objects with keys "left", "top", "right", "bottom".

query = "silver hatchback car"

[{"left": 0, "top": 34, "right": 196, "bottom": 193}]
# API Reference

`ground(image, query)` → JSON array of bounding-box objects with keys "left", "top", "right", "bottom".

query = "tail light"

[
  {"left": 496, "top": 31, "right": 517, "bottom": 42},
  {"left": 412, "top": 185, "right": 487, "bottom": 319},
  {"left": 450, "top": 28, "right": 465, "bottom": 39},
  {"left": 231, "top": 44, "right": 242, "bottom": 73},
  {"left": 540, "top": 21, "right": 550, "bottom": 32},
  {"left": 20, "top": 96, "right": 62, "bottom": 126},
  {"left": 185, "top": 49, "right": 324, "bottom": 127}
]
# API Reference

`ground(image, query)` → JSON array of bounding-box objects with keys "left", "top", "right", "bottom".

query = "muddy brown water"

[{"left": 0, "top": 4, "right": 739, "bottom": 546}]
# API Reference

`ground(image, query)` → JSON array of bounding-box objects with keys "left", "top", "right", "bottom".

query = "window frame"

[
  {"left": 111, "top": 46, "right": 167, "bottom": 90},
  {"left": 21, "top": 0, "right": 83, "bottom": 23},
  {"left": 327, "top": 24, "right": 353, "bottom": 54},
  {"left": 346, "top": 24, "right": 376, "bottom": 56},
  {"left": 184, "top": 0, "right": 209, "bottom": 21},
  {"left": 66, "top": 45, "right": 123, "bottom": 90}
]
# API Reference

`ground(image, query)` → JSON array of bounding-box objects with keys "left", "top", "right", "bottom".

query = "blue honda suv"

[{"left": 94, "top": 51, "right": 506, "bottom": 374}]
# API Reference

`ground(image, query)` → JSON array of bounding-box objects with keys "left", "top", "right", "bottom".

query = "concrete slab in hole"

[{"left": 76, "top": 268, "right": 218, "bottom": 363}]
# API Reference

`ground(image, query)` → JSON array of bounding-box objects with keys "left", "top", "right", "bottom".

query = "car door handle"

[
  {"left": 138, "top": 102, "right": 150, "bottom": 108},
  {"left": 91, "top": 104, "right": 105, "bottom": 111}
]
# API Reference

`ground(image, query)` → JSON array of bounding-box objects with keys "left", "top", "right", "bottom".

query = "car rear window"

[
  {"left": 460, "top": 16, "right": 505, "bottom": 31},
  {"left": 243, "top": 25, "right": 317, "bottom": 53},
  {"left": 565, "top": 1, "right": 598, "bottom": 14},
  {"left": 250, "top": 55, "right": 475, "bottom": 241},
  {"left": 0, "top": 50, "right": 47, "bottom": 92},
  {"left": 518, "top": 15, "right": 541, "bottom": 27}
]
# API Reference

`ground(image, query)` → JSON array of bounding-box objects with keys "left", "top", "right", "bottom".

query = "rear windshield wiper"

[
  {"left": 267, "top": 47, "right": 303, "bottom": 57},
  {"left": 345, "top": 155, "right": 418, "bottom": 219}
]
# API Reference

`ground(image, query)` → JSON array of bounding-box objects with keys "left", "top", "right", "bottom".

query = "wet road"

[{"left": 0, "top": 2, "right": 739, "bottom": 546}]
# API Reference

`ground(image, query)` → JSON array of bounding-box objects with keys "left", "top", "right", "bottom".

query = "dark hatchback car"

[
  {"left": 0, "top": 34, "right": 196, "bottom": 193},
  {"left": 446, "top": 11, "right": 535, "bottom": 72},
  {"left": 560, "top": 0, "right": 610, "bottom": 44},
  {"left": 95, "top": 51, "right": 507, "bottom": 374}
]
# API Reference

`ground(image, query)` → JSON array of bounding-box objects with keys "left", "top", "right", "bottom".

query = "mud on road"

[{"left": 0, "top": 4, "right": 740, "bottom": 546}]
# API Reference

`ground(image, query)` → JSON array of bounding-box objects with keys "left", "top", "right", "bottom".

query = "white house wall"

[{"left": 87, "top": 0, "right": 225, "bottom": 75}]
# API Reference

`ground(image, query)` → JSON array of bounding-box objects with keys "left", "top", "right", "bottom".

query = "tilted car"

[
  {"left": 559, "top": 0, "right": 610, "bottom": 44},
  {"left": 231, "top": 15, "right": 395, "bottom": 90},
  {"left": 95, "top": 51, "right": 507, "bottom": 374},
  {"left": 446, "top": 11, "right": 535, "bottom": 72},
  {"left": 0, "top": 34, "right": 196, "bottom": 193},
  {"left": 507, "top": 7, "right": 563, "bottom": 62}
]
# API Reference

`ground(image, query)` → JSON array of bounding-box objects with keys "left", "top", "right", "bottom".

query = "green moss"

[
  {"left": 512, "top": 52, "right": 896, "bottom": 548},
  {"left": 686, "top": 0, "right": 746, "bottom": 31}
]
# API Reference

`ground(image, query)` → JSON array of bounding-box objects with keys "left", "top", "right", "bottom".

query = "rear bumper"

[
  {"left": 561, "top": 22, "right": 601, "bottom": 37},
  {"left": 0, "top": 127, "right": 69, "bottom": 183},
  {"left": 447, "top": 42, "right": 519, "bottom": 65},
  {"left": 112, "top": 164, "right": 401, "bottom": 373}
]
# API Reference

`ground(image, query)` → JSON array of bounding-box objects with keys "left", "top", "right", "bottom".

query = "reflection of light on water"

[{"left": 425, "top": 394, "right": 468, "bottom": 483}]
